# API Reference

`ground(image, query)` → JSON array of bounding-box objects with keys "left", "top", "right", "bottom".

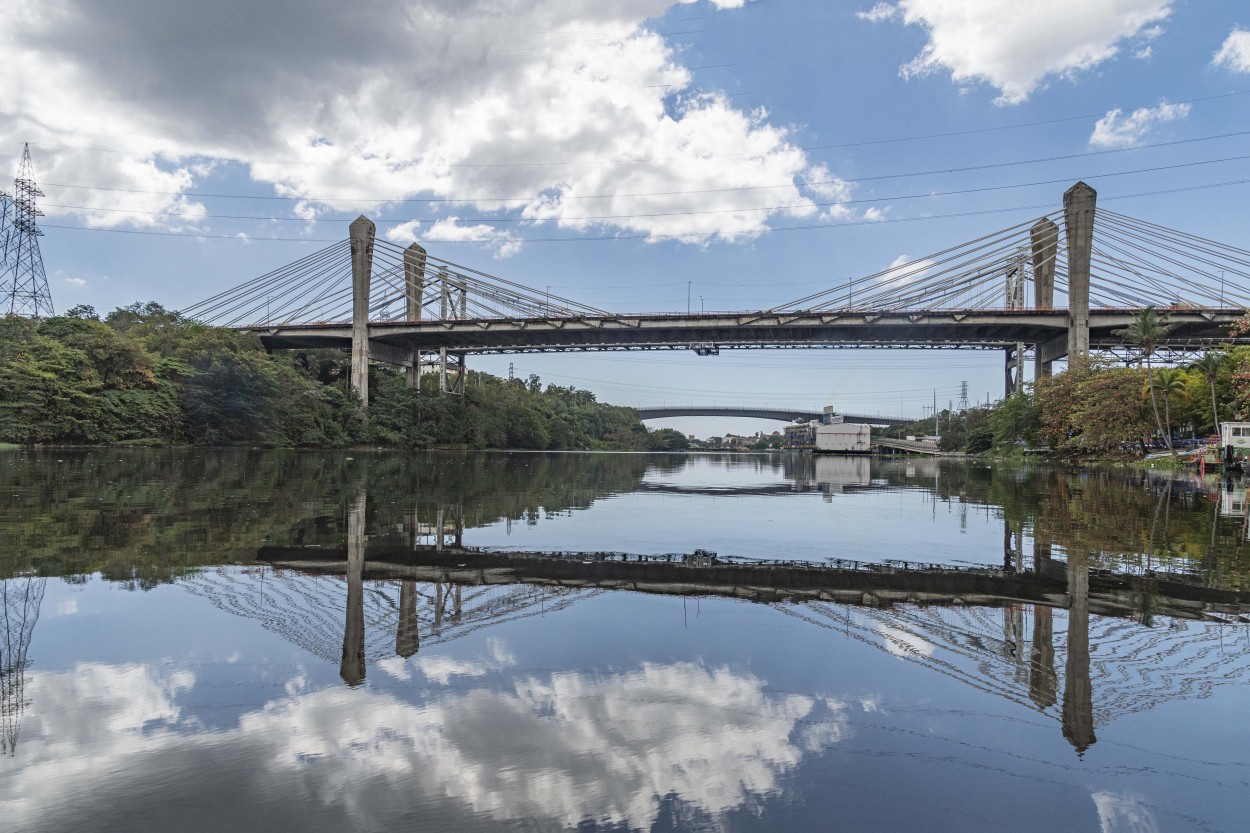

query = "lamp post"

[
  {"left": 545, "top": 286, "right": 550, "bottom": 316},
  {"left": 687, "top": 281, "right": 691, "bottom": 315},
  {"left": 700, "top": 296, "right": 704, "bottom": 314}
]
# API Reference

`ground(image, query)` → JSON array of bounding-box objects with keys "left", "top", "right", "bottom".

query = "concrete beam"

[
  {"left": 368, "top": 340, "right": 415, "bottom": 368},
  {"left": 350, "top": 216, "right": 376, "bottom": 408},
  {"left": 1037, "top": 333, "right": 1068, "bottom": 365},
  {"left": 1063, "top": 183, "right": 1096, "bottom": 364}
]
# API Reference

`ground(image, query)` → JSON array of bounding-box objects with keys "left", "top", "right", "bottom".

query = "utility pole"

[
  {"left": 687, "top": 281, "right": 691, "bottom": 315},
  {"left": 0, "top": 145, "right": 53, "bottom": 317}
]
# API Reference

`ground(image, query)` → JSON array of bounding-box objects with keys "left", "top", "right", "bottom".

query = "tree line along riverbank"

[
  {"left": 3, "top": 304, "right": 1244, "bottom": 456},
  {"left": 889, "top": 351, "right": 1247, "bottom": 457},
  {"left": 0, "top": 304, "right": 690, "bottom": 451}
]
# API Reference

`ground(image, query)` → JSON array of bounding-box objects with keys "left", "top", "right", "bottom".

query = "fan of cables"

[{"left": 182, "top": 238, "right": 610, "bottom": 327}]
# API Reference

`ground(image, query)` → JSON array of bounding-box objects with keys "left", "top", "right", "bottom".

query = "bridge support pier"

[
  {"left": 404, "top": 243, "right": 427, "bottom": 389},
  {"left": 1004, "top": 345, "right": 1025, "bottom": 397},
  {"left": 1031, "top": 217, "right": 1058, "bottom": 379},
  {"left": 1064, "top": 183, "right": 1095, "bottom": 366},
  {"left": 349, "top": 216, "right": 376, "bottom": 408}
]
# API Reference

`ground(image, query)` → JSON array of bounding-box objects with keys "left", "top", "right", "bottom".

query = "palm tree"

[
  {"left": 1148, "top": 368, "right": 1191, "bottom": 458},
  {"left": 1193, "top": 351, "right": 1224, "bottom": 439},
  {"left": 1114, "top": 307, "right": 1177, "bottom": 452}
]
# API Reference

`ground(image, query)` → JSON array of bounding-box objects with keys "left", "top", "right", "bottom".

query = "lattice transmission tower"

[{"left": 0, "top": 144, "right": 54, "bottom": 317}]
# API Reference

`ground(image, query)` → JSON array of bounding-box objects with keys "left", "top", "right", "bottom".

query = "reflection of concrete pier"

[
  {"left": 396, "top": 581, "right": 420, "bottom": 658},
  {"left": 1062, "top": 550, "right": 1096, "bottom": 754},
  {"left": 340, "top": 488, "right": 367, "bottom": 687}
]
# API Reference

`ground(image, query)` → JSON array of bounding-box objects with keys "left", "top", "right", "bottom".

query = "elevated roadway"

[
  {"left": 251, "top": 307, "right": 1242, "bottom": 357},
  {"left": 632, "top": 405, "right": 908, "bottom": 424},
  {"left": 874, "top": 437, "right": 943, "bottom": 455}
]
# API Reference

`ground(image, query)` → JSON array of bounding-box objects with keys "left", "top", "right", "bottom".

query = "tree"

[
  {"left": 1036, "top": 362, "right": 1155, "bottom": 453},
  {"left": 648, "top": 428, "right": 690, "bottom": 451},
  {"left": 1146, "top": 368, "right": 1190, "bottom": 457},
  {"left": 988, "top": 391, "right": 1041, "bottom": 448},
  {"left": 1193, "top": 351, "right": 1224, "bottom": 439},
  {"left": 1113, "top": 307, "right": 1177, "bottom": 451}
]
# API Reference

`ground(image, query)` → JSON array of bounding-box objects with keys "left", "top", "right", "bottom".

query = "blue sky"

[{"left": 4, "top": 0, "right": 1249, "bottom": 435}]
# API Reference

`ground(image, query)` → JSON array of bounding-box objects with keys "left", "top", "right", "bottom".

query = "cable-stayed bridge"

[{"left": 182, "top": 182, "right": 1250, "bottom": 404}]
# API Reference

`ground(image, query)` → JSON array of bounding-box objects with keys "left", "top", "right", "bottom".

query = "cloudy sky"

[{"left": 4, "top": 0, "right": 1249, "bottom": 429}]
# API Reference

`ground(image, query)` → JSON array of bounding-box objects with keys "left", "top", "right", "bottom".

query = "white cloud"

[
  {"left": 864, "top": 1, "right": 1173, "bottom": 104},
  {"left": 1213, "top": 28, "right": 1250, "bottom": 73},
  {"left": 0, "top": 0, "right": 831, "bottom": 246},
  {"left": 63, "top": 277, "right": 86, "bottom": 287},
  {"left": 54, "top": 598, "right": 79, "bottom": 615},
  {"left": 879, "top": 254, "right": 934, "bottom": 285},
  {"left": 1134, "top": 46, "right": 1153, "bottom": 60},
  {"left": 425, "top": 218, "right": 523, "bottom": 259},
  {"left": 4, "top": 660, "right": 841, "bottom": 831},
  {"left": 858, "top": 3, "right": 900, "bottom": 23},
  {"left": 1088, "top": 101, "right": 1190, "bottom": 149}
]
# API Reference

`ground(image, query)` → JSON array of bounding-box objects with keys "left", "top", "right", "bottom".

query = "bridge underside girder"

[{"left": 253, "top": 308, "right": 1242, "bottom": 357}]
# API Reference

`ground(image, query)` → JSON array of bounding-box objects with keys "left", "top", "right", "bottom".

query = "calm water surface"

[{"left": 2, "top": 449, "right": 1249, "bottom": 832}]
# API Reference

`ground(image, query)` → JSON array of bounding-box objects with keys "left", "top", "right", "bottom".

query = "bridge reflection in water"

[{"left": 161, "top": 476, "right": 1250, "bottom": 758}]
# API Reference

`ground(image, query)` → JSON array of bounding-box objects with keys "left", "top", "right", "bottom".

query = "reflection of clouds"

[
  {"left": 877, "top": 623, "right": 936, "bottom": 659},
  {"left": 4, "top": 664, "right": 195, "bottom": 821},
  {"left": 1092, "top": 791, "right": 1160, "bottom": 833},
  {"left": 4, "top": 659, "right": 845, "bottom": 831},
  {"left": 409, "top": 638, "right": 516, "bottom": 685}
]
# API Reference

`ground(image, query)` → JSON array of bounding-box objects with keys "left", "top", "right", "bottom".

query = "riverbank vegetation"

[
  {"left": 910, "top": 351, "right": 1246, "bottom": 457},
  {"left": 0, "top": 305, "right": 680, "bottom": 450}
]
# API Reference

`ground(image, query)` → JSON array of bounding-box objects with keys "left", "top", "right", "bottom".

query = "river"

[{"left": 2, "top": 449, "right": 1248, "bottom": 832}]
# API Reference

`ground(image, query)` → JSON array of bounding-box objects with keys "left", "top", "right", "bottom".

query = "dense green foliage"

[
  {"left": 899, "top": 349, "right": 1249, "bottom": 456},
  {"left": 0, "top": 305, "right": 672, "bottom": 450}
]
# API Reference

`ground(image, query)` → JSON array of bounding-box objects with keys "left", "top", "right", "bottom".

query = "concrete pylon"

[
  {"left": 403, "top": 243, "right": 427, "bottom": 389},
  {"left": 350, "top": 216, "right": 376, "bottom": 408},
  {"left": 1063, "top": 183, "right": 1096, "bottom": 365},
  {"left": 1031, "top": 217, "right": 1059, "bottom": 379}
]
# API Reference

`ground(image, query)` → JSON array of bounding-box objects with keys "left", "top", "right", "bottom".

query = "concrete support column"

[
  {"left": 1031, "top": 217, "right": 1058, "bottom": 378},
  {"left": 403, "top": 243, "right": 427, "bottom": 389},
  {"left": 349, "top": 216, "right": 376, "bottom": 408},
  {"left": 1063, "top": 183, "right": 1096, "bottom": 366}
]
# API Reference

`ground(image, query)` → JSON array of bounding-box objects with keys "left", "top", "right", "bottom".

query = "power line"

[
  {"left": 38, "top": 178, "right": 1250, "bottom": 245},
  {"left": 35, "top": 129, "right": 1250, "bottom": 206},
  {"left": 38, "top": 153, "right": 1250, "bottom": 226},
  {"left": 27, "top": 88, "right": 1250, "bottom": 171}
]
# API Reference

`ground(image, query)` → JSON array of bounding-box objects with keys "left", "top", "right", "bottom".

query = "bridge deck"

[{"left": 250, "top": 308, "right": 1243, "bottom": 355}]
